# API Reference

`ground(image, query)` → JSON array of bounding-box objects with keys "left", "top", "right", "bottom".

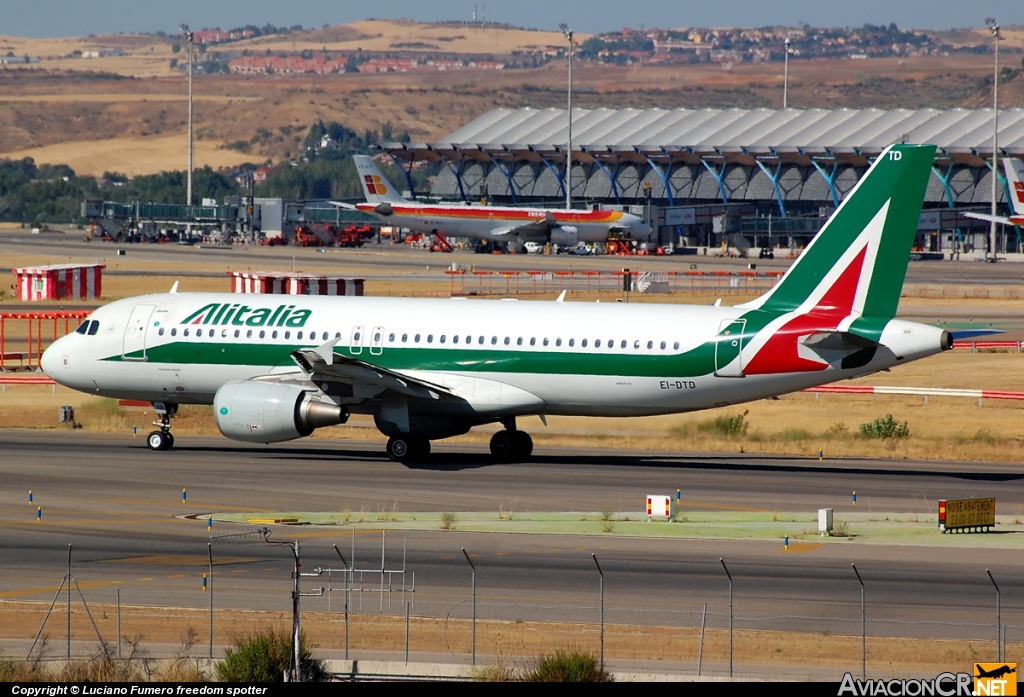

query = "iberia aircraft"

[
  {"left": 348, "top": 155, "right": 652, "bottom": 249},
  {"left": 964, "top": 158, "right": 1024, "bottom": 227},
  {"left": 43, "top": 144, "right": 953, "bottom": 463}
]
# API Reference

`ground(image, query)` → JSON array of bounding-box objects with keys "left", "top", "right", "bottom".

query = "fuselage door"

[
  {"left": 122, "top": 304, "right": 155, "bottom": 360},
  {"left": 350, "top": 325, "right": 364, "bottom": 355},
  {"left": 714, "top": 318, "right": 746, "bottom": 377},
  {"left": 370, "top": 326, "right": 384, "bottom": 356}
]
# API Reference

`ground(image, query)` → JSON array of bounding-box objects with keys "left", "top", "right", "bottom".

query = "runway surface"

[{"left": 0, "top": 429, "right": 1020, "bottom": 645}]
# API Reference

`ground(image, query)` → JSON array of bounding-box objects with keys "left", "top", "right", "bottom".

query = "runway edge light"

[
  {"left": 182, "top": 488, "right": 186, "bottom": 504},
  {"left": 28, "top": 490, "right": 32, "bottom": 505},
  {"left": 36, "top": 507, "right": 41, "bottom": 522}
]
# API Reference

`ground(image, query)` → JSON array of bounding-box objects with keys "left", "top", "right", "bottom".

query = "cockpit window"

[
  {"left": 87, "top": 321, "right": 99, "bottom": 336},
  {"left": 75, "top": 321, "right": 89, "bottom": 335}
]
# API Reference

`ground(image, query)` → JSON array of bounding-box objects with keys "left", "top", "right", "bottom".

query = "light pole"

[
  {"left": 592, "top": 554, "right": 604, "bottom": 672},
  {"left": 180, "top": 24, "right": 195, "bottom": 209},
  {"left": 559, "top": 23, "right": 574, "bottom": 210},
  {"left": 462, "top": 548, "right": 476, "bottom": 665},
  {"left": 783, "top": 37, "right": 791, "bottom": 109},
  {"left": 852, "top": 564, "right": 865, "bottom": 679},
  {"left": 986, "top": 18, "right": 1000, "bottom": 262},
  {"left": 720, "top": 558, "right": 732, "bottom": 677},
  {"left": 986, "top": 569, "right": 1001, "bottom": 661}
]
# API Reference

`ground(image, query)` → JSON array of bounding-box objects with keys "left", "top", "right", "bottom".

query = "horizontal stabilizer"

[
  {"left": 800, "top": 331, "right": 878, "bottom": 352},
  {"left": 947, "top": 328, "right": 1006, "bottom": 340}
]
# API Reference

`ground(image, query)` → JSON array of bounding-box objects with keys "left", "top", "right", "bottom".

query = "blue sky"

[{"left": 5, "top": 1, "right": 1023, "bottom": 37}]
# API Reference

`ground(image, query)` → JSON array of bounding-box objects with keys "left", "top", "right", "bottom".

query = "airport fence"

[{"left": 1, "top": 533, "right": 1019, "bottom": 681}]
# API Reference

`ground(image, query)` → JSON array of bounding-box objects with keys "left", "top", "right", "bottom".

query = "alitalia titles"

[{"left": 180, "top": 303, "right": 311, "bottom": 328}]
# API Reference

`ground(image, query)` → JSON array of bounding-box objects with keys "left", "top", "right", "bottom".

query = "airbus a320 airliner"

[{"left": 43, "top": 144, "right": 953, "bottom": 463}]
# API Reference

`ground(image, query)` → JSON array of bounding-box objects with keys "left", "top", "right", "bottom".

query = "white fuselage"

[{"left": 42, "top": 293, "right": 946, "bottom": 421}]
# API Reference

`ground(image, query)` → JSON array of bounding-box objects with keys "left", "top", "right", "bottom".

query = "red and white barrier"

[
  {"left": 13, "top": 264, "right": 104, "bottom": 301},
  {"left": 804, "top": 385, "right": 1024, "bottom": 401},
  {"left": 229, "top": 271, "right": 364, "bottom": 296}
]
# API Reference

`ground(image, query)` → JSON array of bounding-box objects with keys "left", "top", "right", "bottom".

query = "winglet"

[
  {"left": 556, "top": 290, "right": 567, "bottom": 303},
  {"left": 169, "top": 281, "right": 179, "bottom": 294},
  {"left": 313, "top": 337, "right": 341, "bottom": 365}
]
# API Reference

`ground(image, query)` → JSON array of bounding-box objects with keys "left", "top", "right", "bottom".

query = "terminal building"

[{"left": 382, "top": 107, "right": 1024, "bottom": 254}]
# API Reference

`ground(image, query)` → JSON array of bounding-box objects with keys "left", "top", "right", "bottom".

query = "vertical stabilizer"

[
  {"left": 1004, "top": 158, "right": 1024, "bottom": 217},
  {"left": 353, "top": 155, "right": 406, "bottom": 204},
  {"left": 740, "top": 144, "right": 935, "bottom": 333}
]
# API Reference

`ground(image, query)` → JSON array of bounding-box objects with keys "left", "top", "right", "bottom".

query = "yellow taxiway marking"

[
  {"left": 0, "top": 581, "right": 122, "bottom": 598},
  {"left": 231, "top": 570, "right": 247, "bottom": 574},
  {"left": 138, "top": 578, "right": 154, "bottom": 582},
  {"left": 168, "top": 574, "right": 187, "bottom": 579},
  {"left": 100, "top": 555, "right": 258, "bottom": 566},
  {"left": 494, "top": 552, "right": 509, "bottom": 556},
  {"left": 777, "top": 543, "right": 823, "bottom": 554}
]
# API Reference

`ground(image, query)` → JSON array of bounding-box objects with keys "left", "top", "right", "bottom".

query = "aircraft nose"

[{"left": 40, "top": 336, "right": 67, "bottom": 377}]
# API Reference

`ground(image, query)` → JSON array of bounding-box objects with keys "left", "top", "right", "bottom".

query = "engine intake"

[{"left": 214, "top": 380, "right": 348, "bottom": 443}]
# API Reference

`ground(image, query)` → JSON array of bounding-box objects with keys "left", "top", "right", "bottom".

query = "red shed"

[
  {"left": 229, "top": 271, "right": 364, "bottom": 296},
  {"left": 13, "top": 264, "right": 104, "bottom": 301}
]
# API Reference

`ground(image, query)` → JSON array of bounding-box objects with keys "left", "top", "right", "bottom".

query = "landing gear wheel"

[
  {"left": 147, "top": 430, "right": 171, "bottom": 451},
  {"left": 513, "top": 430, "right": 533, "bottom": 459},
  {"left": 490, "top": 430, "right": 516, "bottom": 461},
  {"left": 387, "top": 435, "right": 411, "bottom": 462},
  {"left": 387, "top": 434, "right": 431, "bottom": 464},
  {"left": 165, "top": 432, "right": 175, "bottom": 450}
]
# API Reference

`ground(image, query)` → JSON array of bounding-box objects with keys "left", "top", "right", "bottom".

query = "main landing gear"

[
  {"left": 489, "top": 419, "right": 533, "bottom": 463},
  {"left": 386, "top": 433, "right": 431, "bottom": 464},
  {"left": 147, "top": 402, "right": 177, "bottom": 451}
]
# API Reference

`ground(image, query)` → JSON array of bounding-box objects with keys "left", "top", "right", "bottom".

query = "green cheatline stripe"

[{"left": 107, "top": 339, "right": 724, "bottom": 378}]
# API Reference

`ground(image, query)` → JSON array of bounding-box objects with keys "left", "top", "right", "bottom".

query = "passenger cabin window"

[
  {"left": 184, "top": 329, "right": 190, "bottom": 337},
  {"left": 581, "top": 339, "right": 587, "bottom": 348},
  {"left": 504, "top": 337, "right": 510, "bottom": 345},
  {"left": 660, "top": 341, "right": 666, "bottom": 350},
  {"left": 491, "top": 336, "right": 497, "bottom": 345},
  {"left": 427, "top": 334, "right": 433, "bottom": 343},
  {"left": 478, "top": 336, "right": 484, "bottom": 345},
  {"left": 530, "top": 338, "right": 536, "bottom": 346},
  {"left": 171, "top": 328, "right": 177, "bottom": 337},
  {"left": 402, "top": 334, "right": 408, "bottom": 342},
  {"left": 517, "top": 337, "right": 523, "bottom": 346},
  {"left": 373, "top": 332, "right": 380, "bottom": 342},
  {"left": 196, "top": 329, "right": 203, "bottom": 338},
  {"left": 440, "top": 335, "right": 446, "bottom": 344},
  {"left": 569, "top": 339, "right": 575, "bottom": 347},
  {"left": 335, "top": 332, "right": 341, "bottom": 339},
  {"left": 389, "top": 333, "right": 395, "bottom": 342},
  {"left": 284, "top": 331, "right": 291, "bottom": 340},
  {"left": 620, "top": 340, "right": 627, "bottom": 349},
  {"left": 297, "top": 331, "right": 304, "bottom": 340},
  {"left": 634, "top": 340, "right": 640, "bottom": 349},
  {"left": 594, "top": 339, "right": 600, "bottom": 348},
  {"left": 453, "top": 335, "right": 459, "bottom": 344},
  {"left": 465, "top": 336, "right": 471, "bottom": 344},
  {"left": 259, "top": 330, "right": 265, "bottom": 339},
  {"left": 673, "top": 341, "right": 680, "bottom": 350},
  {"left": 556, "top": 339, "right": 562, "bottom": 347},
  {"left": 158, "top": 328, "right": 165, "bottom": 336},
  {"left": 272, "top": 331, "right": 278, "bottom": 339},
  {"left": 247, "top": 330, "right": 252, "bottom": 338},
  {"left": 543, "top": 338, "right": 549, "bottom": 346},
  {"left": 235, "top": 330, "right": 241, "bottom": 338},
  {"left": 221, "top": 329, "right": 228, "bottom": 338},
  {"left": 414, "top": 334, "right": 421, "bottom": 343},
  {"left": 647, "top": 341, "right": 654, "bottom": 349}
]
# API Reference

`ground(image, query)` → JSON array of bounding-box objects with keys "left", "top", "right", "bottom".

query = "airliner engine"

[{"left": 214, "top": 380, "right": 348, "bottom": 443}]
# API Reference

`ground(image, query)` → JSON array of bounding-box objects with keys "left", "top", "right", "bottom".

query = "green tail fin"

[{"left": 743, "top": 144, "right": 936, "bottom": 324}]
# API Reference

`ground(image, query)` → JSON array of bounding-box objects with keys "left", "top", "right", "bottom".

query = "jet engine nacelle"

[
  {"left": 214, "top": 380, "right": 348, "bottom": 443},
  {"left": 549, "top": 225, "right": 578, "bottom": 246}
]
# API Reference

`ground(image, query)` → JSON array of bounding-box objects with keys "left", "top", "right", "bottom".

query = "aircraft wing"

[
  {"left": 489, "top": 212, "right": 559, "bottom": 237},
  {"left": 290, "top": 339, "right": 449, "bottom": 401},
  {"left": 963, "top": 212, "right": 1010, "bottom": 224}
]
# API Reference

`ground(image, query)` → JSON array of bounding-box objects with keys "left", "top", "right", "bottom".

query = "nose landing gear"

[{"left": 147, "top": 402, "right": 177, "bottom": 451}]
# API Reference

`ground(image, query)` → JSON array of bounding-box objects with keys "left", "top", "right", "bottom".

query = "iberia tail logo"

[{"left": 364, "top": 175, "right": 387, "bottom": 196}]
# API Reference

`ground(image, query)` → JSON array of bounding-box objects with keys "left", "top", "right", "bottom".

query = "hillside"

[{"left": 0, "top": 20, "right": 1021, "bottom": 177}]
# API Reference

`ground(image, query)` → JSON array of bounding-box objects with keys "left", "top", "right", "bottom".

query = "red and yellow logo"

[
  {"left": 975, "top": 663, "right": 1017, "bottom": 695},
  {"left": 364, "top": 174, "right": 388, "bottom": 196}
]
